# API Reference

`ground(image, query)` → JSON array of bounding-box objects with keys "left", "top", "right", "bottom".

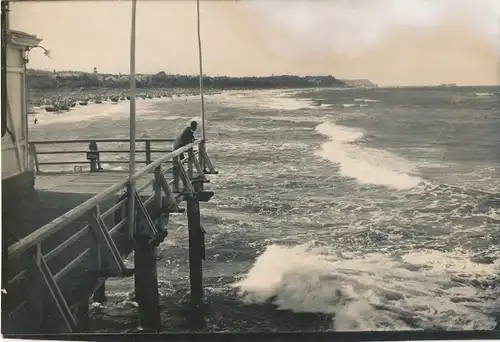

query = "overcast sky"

[{"left": 10, "top": 0, "right": 500, "bottom": 86}]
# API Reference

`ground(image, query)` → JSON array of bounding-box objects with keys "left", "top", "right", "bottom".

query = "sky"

[{"left": 10, "top": 0, "right": 500, "bottom": 86}]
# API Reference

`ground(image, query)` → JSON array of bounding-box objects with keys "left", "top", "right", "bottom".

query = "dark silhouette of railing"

[
  {"left": 6, "top": 138, "right": 217, "bottom": 333},
  {"left": 28, "top": 138, "right": 181, "bottom": 173}
]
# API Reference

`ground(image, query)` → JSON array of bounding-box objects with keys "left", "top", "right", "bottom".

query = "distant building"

[
  {"left": 103, "top": 75, "right": 118, "bottom": 83},
  {"left": 92, "top": 67, "right": 103, "bottom": 82},
  {"left": 56, "top": 71, "right": 83, "bottom": 78},
  {"left": 136, "top": 75, "right": 153, "bottom": 84},
  {"left": 307, "top": 77, "right": 321, "bottom": 85}
]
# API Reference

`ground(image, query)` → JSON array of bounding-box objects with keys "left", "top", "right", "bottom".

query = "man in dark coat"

[
  {"left": 173, "top": 120, "right": 198, "bottom": 160},
  {"left": 172, "top": 120, "right": 198, "bottom": 192}
]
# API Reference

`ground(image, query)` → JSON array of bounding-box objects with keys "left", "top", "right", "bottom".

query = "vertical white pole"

[
  {"left": 196, "top": 0, "right": 206, "bottom": 141},
  {"left": 498, "top": 15, "right": 500, "bottom": 86},
  {"left": 23, "top": 51, "right": 28, "bottom": 168},
  {"left": 127, "top": 0, "right": 137, "bottom": 238},
  {"left": 1, "top": 1, "right": 9, "bottom": 138}
]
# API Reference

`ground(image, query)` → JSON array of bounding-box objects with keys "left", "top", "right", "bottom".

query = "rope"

[{"left": 196, "top": 0, "right": 206, "bottom": 141}]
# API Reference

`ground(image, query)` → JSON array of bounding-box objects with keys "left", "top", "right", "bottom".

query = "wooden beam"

[
  {"left": 29, "top": 255, "right": 77, "bottom": 332},
  {"left": 87, "top": 209, "right": 132, "bottom": 277}
]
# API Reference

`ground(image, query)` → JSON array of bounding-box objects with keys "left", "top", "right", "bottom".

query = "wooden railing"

[
  {"left": 6, "top": 139, "right": 217, "bottom": 332},
  {"left": 28, "top": 138, "right": 176, "bottom": 173}
]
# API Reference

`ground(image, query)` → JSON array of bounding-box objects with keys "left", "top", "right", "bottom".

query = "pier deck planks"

[{"left": 3, "top": 171, "right": 163, "bottom": 333}]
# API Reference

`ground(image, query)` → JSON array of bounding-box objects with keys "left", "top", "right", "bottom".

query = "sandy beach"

[{"left": 27, "top": 87, "right": 222, "bottom": 113}]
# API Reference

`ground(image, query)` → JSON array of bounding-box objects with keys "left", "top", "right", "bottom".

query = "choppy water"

[{"left": 30, "top": 86, "right": 500, "bottom": 332}]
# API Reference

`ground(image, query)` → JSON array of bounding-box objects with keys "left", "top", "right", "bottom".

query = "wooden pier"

[{"left": 3, "top": 138, "right": 217, "bottom": 334}]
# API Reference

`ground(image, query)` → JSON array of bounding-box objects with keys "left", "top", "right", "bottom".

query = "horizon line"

[{"left": 28, "top": 68, "right": 500, "bottom": 87}]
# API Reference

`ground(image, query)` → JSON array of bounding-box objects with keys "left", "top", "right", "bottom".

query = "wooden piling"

[
  {"left": 134, "top": 236, "right": 161, "bottom": 332},
  {"left": 93, "top": 283, "right": 106, "bottom": 303},
  {"left": 75, "top": 300, "right": 89, "bottom": 332},
  {"left": 187, "top": 193, "right": 204, "bottom": 305}
]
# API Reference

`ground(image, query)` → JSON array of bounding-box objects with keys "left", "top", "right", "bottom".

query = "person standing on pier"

[
  {"left": 173, "top": 120, "right": 198, "bottom": 160},
  {"left": 172, "top": 120, "right": 198, "bottom": 192},
  {"left": 89, "top": 141, "right": 103, "bottom": 171}
]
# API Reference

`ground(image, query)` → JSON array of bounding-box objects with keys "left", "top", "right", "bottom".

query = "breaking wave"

[
  {"left": 233, "top": 243, "right": 498, "bottom": 331},
  {"left": 314, "top": 122, "right": 424, "bottom": 190}
]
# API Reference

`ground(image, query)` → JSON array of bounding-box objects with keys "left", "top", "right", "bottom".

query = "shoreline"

[
  {"left": 27, "top": 85, "right": 340, "bottom": 109},
  {"left": 28, "top": 87, "right": 221, "bottom": 109},
  {"left": 29, "top": 84, "right": 334, "bottom": 97}
]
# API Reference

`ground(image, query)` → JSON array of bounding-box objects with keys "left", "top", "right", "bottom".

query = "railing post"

[
  {"left": 126, "top": 183, "right": 135, "bottom": 239},
  {"left": 90, "top": 205, "right": 106, "bottom": 303},
  {"left": 145, "top": 140, "right": 152, "bottom": 165},
  {"left": 188, "top": 148, "right": 194, "bottom": 180},
  {"left": 199, "top": 141, "right": 206, "bottom": 172},
  {"left": 94, "top": 205, "right": 102, "bottom": 269},
  {"left": 36, "top": 242, "right": 42, "bottom": 265},
  {"left": 198, "top": 140, "right": 216, "bottom": 175},
  {"left": 30, "top": 143, "right": 40, "bottom": 173},
  {"left": 173, "top": 156, "right": 181, "bottom": 193},
  {"left": 154, "top": 165, "right": 165, "bottom": 231},
  {"left": 32, "top": 243, "right": 44, "bottom": 329}
]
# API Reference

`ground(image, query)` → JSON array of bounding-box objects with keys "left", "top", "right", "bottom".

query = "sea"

[{"left": 29, "top": 86, "right": 500, "bottom": 332}]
